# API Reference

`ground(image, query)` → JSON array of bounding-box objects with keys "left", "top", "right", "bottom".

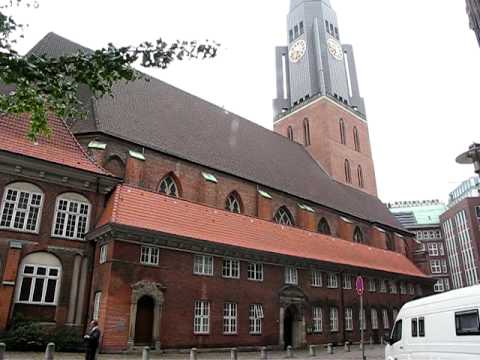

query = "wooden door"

[{"left": 134, "top": 296, "right": 154, "bottom": 345}]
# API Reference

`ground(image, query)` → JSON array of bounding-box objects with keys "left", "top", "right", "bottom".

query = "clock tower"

[{"left": 273, "top": 0, "right": 378, "bottom": 196}]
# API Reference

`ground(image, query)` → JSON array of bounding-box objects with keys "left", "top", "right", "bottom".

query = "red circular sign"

[{"left": 355, "top": 276, "right": 364, "bottom": 296}]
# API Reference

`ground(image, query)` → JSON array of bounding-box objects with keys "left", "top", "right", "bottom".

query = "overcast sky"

[{"left": 11, "top": 0, "right": 480, "bottom": 204}]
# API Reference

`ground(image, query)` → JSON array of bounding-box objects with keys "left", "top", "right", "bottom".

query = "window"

[
  {"left": 287, "top": 126, "right": 294, "bottom": 141},
  {"left": 353, "top": 127, "right": 360, "bottom": 152},
  {"left": 325, "top": 20, "right": 330, "bottom": 33},
  {"left": 225, "top": 192, "right": 242, "bottom": 214},
  {"left": 360, "top": 308, "right": 367, "bottom": 330},
  {"left": 194, "top": 301, "right": 210, "bottom": 334},
  {"left": 343, "top": 273, "right": 352, "bottom": 289},
  {"left": 249, "top": 304, "right": 264, "bottom": 334},
  {"left": 223, "top": 259, "right": 240, "bottom": 279},
  {"left": 368, "top": 278, "right": 376, "bottom": 292},
  {"left": 294, "top": 24, "right": 299, "bottom": 37},
  {"left": 0, "top": 182, "right": 43, "bottom": 233},
  {"left": 329, "top": 23, "right": 334, "bottom": 34},
  {"left": 353, "top": 227, "right": 364, "bottom": 244},
  {"left": 371, "top": 309, "right": 379, "bottom": 330},
  {"left": 428, "top": 243, "right": 439, "bottom": 256},
  {"left": 52, "top": 193, "right": 91, "bottom": 240},
  {"left": 248, "top": 262, "right": 264, "bottom": 281},
  {"left": 285, "top": 267, "right": 298, "bottom": 285},
  {"left": 313, "top": 307, "right": 323, "bottom": 333},
  {"left": 434, "top": 279, "right": 444, "bottom": 292},
  {"left": 330, "top": 307, "right": 339, "bottom": 332},
  {"left": 140, "top": 246, "right": 159, "bottom": 266},
  {"left": 380, "top": 280, "right": 388, "bottom": 293},
  {"left": 408, "top": 283, "right": 415, "bottom": 295},
  {"left": 303, "top": 118, "right": 311, "bottom": 146},
  {"left": 418, "top": 317, "right": 425, "bottom": 337},
  {"left": 17, "top": 253, "right": 61, "bottom": 305},
  {"left": 400, "top": 282, "right": 407, "bottom": 295},
  {"left": 311, "top": 270, "right": 323, "bottom": 287},
  {"left": 159, "top": 175, "right": 179, "bottom": 197},
  {"left": 344, "top": 159, "right": 352, "bottom": 184},
  {"left": 299, "top": 21, "right": 304, "bottom": 35},
  {"left": 389, "top": 281, "right": 398, "bottom": 294},
  {"left": 439, "top": 243, "right": 445, "bottom": 255},
  {"left": 386, "top": 233, "right": 395, "bottom": 251},
  {"left": 441, "top": 259, "right": 448, "bottom": 274},
  {"left": 223, "top": 303, "right": 238, "bottom": 334},
  {"left": 93, "top": 292, "right": 101, "bottom": 321},
  {"left": 476, "top": 206, "right": 480, "bottom": 219},
  {"left": 334, "top": 27, "right": 339, "bottom": 39},
  {"left": 327, "top": 273, "right": 338, "bottom": 288},
  {"left": 339, "top": 119, "right": 346, "bottom": 145},
  {"left": 99, "top": 245, "right": 107, "bottom": 264},
  {"left": 430, "top": 260, "right": 442, "bottom": 274},
  {"left": 391, "top": 320, "right": 402, "bottom": 344},
  {"left": 444, "top": 278, "right": 451, "bottom": 291},
  {"left": 274, "top": 206, "right": 294, "bottom": 226},
  {"left": 289, "top": 29, "right": 294, "bottom": 42},
  {"left": 193, "top": 255, "right": 213, "bottom": 276},
  {"left": 455, "top": 310, "right": 480, "bottom": 336},
  {"left": 345, "top": 308, "right": 353, "bottom": 331},
  {"left": 317, "top": 218, "right": 331, "bottom": 235},
  {"left": 382, "top": 309, "right": 390, "bottom": 329},
  {"left": 411, "top": 318, "right": 418, "bottom": 337},
  {"left": 357, "top": 166, "right": 364, "bottom": 188}
]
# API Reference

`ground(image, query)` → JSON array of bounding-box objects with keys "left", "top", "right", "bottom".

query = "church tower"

[{"left": 273, "top": 0, "right": 378, "bottom": 196}]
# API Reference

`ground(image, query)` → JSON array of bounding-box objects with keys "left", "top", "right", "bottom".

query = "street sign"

[{"left": 356, "top": 276, "right": 364, "bottom": 296}]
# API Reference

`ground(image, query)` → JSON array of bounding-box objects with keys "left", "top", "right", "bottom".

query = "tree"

[{"left": 0, "top": 1, "right": 219, "bottom": 139}]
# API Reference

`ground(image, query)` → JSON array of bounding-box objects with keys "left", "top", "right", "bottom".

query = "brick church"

[{"left": 0, "top": 0, "right": 432, "bottom": 353}]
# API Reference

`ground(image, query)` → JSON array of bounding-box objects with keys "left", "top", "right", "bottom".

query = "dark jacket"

[{"left": 84, "top": 327, "right": 101, "bottom": 349}]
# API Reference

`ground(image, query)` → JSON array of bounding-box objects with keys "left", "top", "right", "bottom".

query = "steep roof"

[
  {"left": 98, "top": 185, "right": 427, "bottom": 279},
  {"left": 0, "top": 112, "right": 110, "bottom": 176},
  {"left": 28, "top": 33, "right": 404, "bottom": 232}
]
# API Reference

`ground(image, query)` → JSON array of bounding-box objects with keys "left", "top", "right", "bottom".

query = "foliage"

[{"left": 0, "top": 0, "right": 219, "bottom": 140}]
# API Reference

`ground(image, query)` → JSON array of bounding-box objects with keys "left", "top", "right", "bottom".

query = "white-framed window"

[
  {"left": 194, "top": 255, "right": 213, "bottom": 276},
  {"left": 441, "top": 259, "right": 448, "bottom": 274},
  {"left": 428, "top": 243, "right": 439, "bottom": 256},
  {"left": 249, "top": 304, "right": 264, "bottom": 335},
  {"left": 408, "top": 283, "right": 415, "bottom": 295},
  {"left": 343, "top": 274, "right": 352, "bottom": 289},
  {"left": 371, "top": 309, "right": 379, "bottom": 329},
  {"left": 52, "top": 193, "right": 91, "bottom": 240},
  {"left": 159, "top": 175, "right": 179, "bottom": 197},
  {"left": 360, "top": 308, "right": 367, "bottom": 330},
  {"left": 140, "top": 246, "right": 160, "bottom": 266},
  {"left": 327, "top": 273, "right": 338, "bottom": 288},
  {"left": 223, "top": 303, "right": 238, "bottom": 334},
  {"left": 194, "top": 301, "right": 210, "bottom": 334},
  {"left": 313, "top": 306, "right": 323, "bottom": 333},
  {"left": 444, "top": 278, "right": 450, "bottom": 291},
  {"left": 382, "top": 309, "right": 390, "bottom": 329},
  {"left": 93, "top": 291, "right": 102, "bottom": 320},
  {"left": 99, "top": 245, "right": 108, "bottom": 264},
  {"left": 311, "top": 270, "right": 323, "bottom": 287},
  {"left": 380, "top": 280, "right": 387, "bottom": 293},
  {"left": 389, "top": 280, "right": 397, "bottom": 294},
  {"left": 0, "top": 182, "right": 43, "bottom": 233},
  {"left": 225, "top": 192, "right": 242, "bottom": 214},
  {"left": 248, "top": 262, "right": 264, "bottom": 281},
  {"left": 329, "top": 307, "right": 339, "bottom": 332},
  {"left": 416, "top": 231, "right": 423, "bottom": 240},
  {"left": 345, "top": 307, "right": 353, "bottom": 331},
  {"left": 274, "top": 206, "right": 294, "bottom": 226},
  {"left": 439, "top": 243, "right": 445, "bottom": 256},
  {"left": 400, "top": 282, "right": 407, "bottom": 295},
  {"left": 434, "top": 279, "right": 445, "bottom": 293},
  {"left": 430, "top": 260, "right": 442, "bottom": 274},
  {"left": 222, "top": 258, "right": 240, "bottom": 279},
  {"left": 16, "top": 253, "right": 61, "bottom": 305},
  {"left": 285, "top": 267, "right": 298, "bottom": 285},
  {"left": 368, "top": 278, "right": 376, "bottom": 292}
]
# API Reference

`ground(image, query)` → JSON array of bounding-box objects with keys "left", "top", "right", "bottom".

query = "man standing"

[{"left": 84, "top": 320, "right": 101, "bottom": 360}]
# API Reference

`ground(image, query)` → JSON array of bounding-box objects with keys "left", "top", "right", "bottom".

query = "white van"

[{"left": 385, "top": 285, "right": 480, "bottom": 360}]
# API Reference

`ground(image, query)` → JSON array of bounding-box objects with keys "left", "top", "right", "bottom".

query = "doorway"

[
  {"left": 134, "top": 295, "right": 154, "bottom": 346},
  {"left": 283, "top": 305, "right": 297, "bottom": 348}
]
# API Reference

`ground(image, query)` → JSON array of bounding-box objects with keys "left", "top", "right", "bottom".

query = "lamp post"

[{"left": 456, "top": 143, "right": 480, "bottom": 176}]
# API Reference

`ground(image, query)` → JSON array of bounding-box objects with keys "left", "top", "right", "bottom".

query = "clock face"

[
  {"left": 289, "top": 40, "right": 307, "bottom": 63},
  {"left": 327, "top": 38, "right": 344, "bottom": 61}
]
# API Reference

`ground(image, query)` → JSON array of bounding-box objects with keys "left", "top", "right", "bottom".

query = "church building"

[{"left": 0, "top": 0, "right": 432, "bottom": 353}]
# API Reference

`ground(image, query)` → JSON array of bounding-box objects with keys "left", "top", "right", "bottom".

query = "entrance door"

[
  {"left": 134, "top": 296, "right": 154, "bottom": 346},
  {"left": 283, "top": 305, "right": 297, "bottom": 348}
]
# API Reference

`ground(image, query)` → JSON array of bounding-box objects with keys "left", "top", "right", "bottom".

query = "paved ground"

[{"left": 4, "top": 345, "right": 385, "bottom": 359}]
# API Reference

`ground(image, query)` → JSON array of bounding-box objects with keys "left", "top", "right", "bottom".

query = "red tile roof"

[
  {"left": 98, "top": 185, "right": 428, "bottom": 279},
  {"left": 0, "top": 113, "right": 110, "bottom": 175}
]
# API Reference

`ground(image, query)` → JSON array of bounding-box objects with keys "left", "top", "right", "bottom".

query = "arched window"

[
  {"left": 353, "top": 227, "right": 364, "bottom": 244},
  {"left": 225, "top": 192, "right": 242, "bottom": 214},
  {"left": 303, "top": 118, "right": 311, "bottom": 146},
  {"left": 16, "top": 252, "right": 62, "bottom": 305},
  {"left": 353, "top": 127, "right": 360, "bottom": 152},
  {"left": 339, "top": 119, "right": 346, "bottom": 145},
  {"left": 103, "top": 155, "right": 125, "bottom": 178},
  {"left": 274, "top": 206, "right": 294, "bottom": 226},
  {"left": 52, "top": 193, "right": 91, "bottom": 240},
  {"left": 344, "top": 159, "right": 352, "bottom": 184},
  {"left": 0, "top": 182, "right": 44, "bottom": 233},
  {"left": 386, "top": 233, "right": 396, "bottom": 251},
  {"left": 318, "top": 218, "right": 331, "bottom": 235},
  {"left": 159, "top": 174, "right": 180, "bottom": 198},
  {"left": 357, "top": 165, "right": 364, "bottom": 188},
  {"left": 287, "top": 126, "right": 294, "bottom": 141}
]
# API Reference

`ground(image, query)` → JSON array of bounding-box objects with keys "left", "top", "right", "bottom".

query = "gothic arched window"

[
  {"left": 353, "top": 126, "right": 360, "bottom": 152},
  {"left": 357, "top": 165, "right": 364, "bottom": 188},
  {"left": 318, "top": 218, "right": 331, "bottom": 235},
  {"left": 159, "top": 174, "right": 180, "bottom": 198},
  {"left": 225, "top": 192, "right": 242, "bottom": 214},
  {"left": 339, "top": 119, "right": 346, "bottom": 145},
  {"left": 274, "top": 206, "right": 294, "bottom": 226},
  {"left": 303, "top": 118, "right": 311, "bottom": 146},
  {"left": 287, "top": 126, "right": 294, "bottom": 141},
  {"left": 353, "top": 227, "right": 364, "bottom": 244},
  {"left": 345, "top": 159, "right": 352, "bottom": 184}
]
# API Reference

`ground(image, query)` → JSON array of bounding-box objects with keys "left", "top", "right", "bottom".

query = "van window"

[
  {"left": 456, "top": 309, "right": 480, "bottom": 336},
  {"left": 419, "top": 317, "right": 425, "bottom": 337},
  {"left": 411, "top": 318, "right": 418, "bottom": 337},
  {"left": 391, "top": 320, "right": 402, "bottom": 344}
]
